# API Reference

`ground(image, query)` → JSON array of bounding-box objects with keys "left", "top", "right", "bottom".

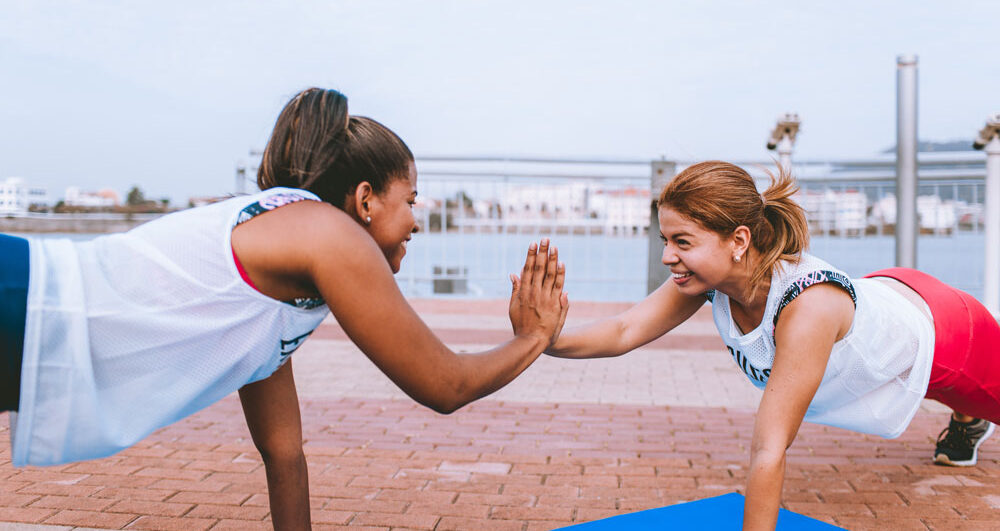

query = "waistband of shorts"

[{"left": 863, "top": 267, "right": 967, "bottom": 357}]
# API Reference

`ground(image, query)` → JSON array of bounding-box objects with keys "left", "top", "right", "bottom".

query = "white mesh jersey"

[
  {"left": 12, "top": 187, "right": 329, "bottom": 466},
  {"left": 709, "top": 252, "right": 934, "bottom": 438}
]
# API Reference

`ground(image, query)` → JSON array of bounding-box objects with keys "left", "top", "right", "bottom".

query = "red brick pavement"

[{"left": 1, "top": 299, "right": 998, "bottom": 530}]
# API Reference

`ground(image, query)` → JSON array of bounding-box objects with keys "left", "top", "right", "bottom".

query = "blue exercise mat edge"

[{"left": 555, "top": 492, "right": 845, "bottom": 530}]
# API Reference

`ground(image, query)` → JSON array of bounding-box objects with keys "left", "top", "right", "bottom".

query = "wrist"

[{"left": 514, "top": 330, "right": 549, "bottom": 352}]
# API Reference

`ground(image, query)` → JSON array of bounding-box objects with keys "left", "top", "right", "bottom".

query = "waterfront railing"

[{"left": 401, "top": 154, "right": 988, "bottom": 302}]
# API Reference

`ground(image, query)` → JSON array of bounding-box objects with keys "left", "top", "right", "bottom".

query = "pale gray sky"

[{"left": 2, "top": 1, "right": 998, "bottom": 203}]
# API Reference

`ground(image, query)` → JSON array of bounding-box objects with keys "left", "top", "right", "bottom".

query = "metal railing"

[
  {"left": 399, "top": 157, "right": 652, "bottom": 301},
  {"left": 398, "top": 154, "right": 989, "bottom": 302}
]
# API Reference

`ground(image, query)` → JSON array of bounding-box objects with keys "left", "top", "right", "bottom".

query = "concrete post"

[
  {"left": 982, "top": 134, "right": 1000, "bottom": 316},
  {"left": 895, "top": 55, "right": 919, "bottom": 268},
  {"left": 648, "top": 160, "right": 677, "bottom": 294}
]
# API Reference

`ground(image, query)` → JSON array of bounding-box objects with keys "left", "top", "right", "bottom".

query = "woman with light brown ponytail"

[{"left": 545, "top": 160, "right": 1000, "bottom": 530}]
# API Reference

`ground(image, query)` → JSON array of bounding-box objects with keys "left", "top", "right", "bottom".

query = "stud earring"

[
  {"left": 733, "top": 254, "right": 741, "bottom": 263},
  {"left": 365, "top": 216, "right": 372, "bottom": 224}
]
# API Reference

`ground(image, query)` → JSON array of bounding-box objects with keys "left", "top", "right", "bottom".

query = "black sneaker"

[{"left": 934, "top": 417, "right": 994, "bottom": 466}]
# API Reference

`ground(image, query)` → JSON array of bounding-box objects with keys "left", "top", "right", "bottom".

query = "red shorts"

[{"left": 864, "top": 268, "right": 1000, "bottom": 423}]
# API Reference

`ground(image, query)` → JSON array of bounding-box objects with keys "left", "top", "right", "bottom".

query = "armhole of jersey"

[
  {"left": 772, "top": 270, "right": 857, "bottom": 327},
  {"left": 234, "top": 191, "right": 319, "bottom": 229},
  {"left": 232, "top": 247, "right": 260, "bottom": 292},
  {"left": 231, "top": 191, "right": 326, "bottom": 310}
]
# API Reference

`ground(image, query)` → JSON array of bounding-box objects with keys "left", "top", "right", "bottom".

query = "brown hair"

[
  {"left": 257, "top": 87, "right": 414, "bottom": 208},
  {"left": 657, "top": 160, "right": 809, "bottom": 298}
]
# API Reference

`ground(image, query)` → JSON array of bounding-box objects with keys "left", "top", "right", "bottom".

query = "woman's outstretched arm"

[
  {"left": 743, "top": 283, "right": 853, "bottom": 531},
  {"left": 544, "top": 274, "right": 705, "bottom": 359},
  {"left": 236, "top": 200, "right": 567, "bottom": 414},
  {"left": 239, "top": 360, "right": 310, "bottom": 531}
]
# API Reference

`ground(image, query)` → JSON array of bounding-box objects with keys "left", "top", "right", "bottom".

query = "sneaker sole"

[{"left": 934, "top": 422, "right": 995, "bottom": 467}]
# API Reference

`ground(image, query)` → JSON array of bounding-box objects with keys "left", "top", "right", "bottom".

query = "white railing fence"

[{"left": 399, "top": 154, "right": 989, "bottom": 302}]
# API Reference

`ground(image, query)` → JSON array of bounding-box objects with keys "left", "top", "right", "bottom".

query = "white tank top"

[
  {"left": 12, "top": 188, "right": 329, "bottom": 466},
  {"left": 709, "top": 252, "right": 934, "bottom": 438}
]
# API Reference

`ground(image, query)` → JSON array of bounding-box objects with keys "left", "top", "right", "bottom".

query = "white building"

[
  {"left": 0, "top": 177, "right": 48, "bottom": 214},
  {"left": 64, "top": 187, "right": 120, "bottom": 208},
  {"left": 500, "top": 181, "right": 592, "bottom": 220},
  {"left": 499, "top": 181, "right": 649, "bottom": 225},
  {"left": 589, "top": 187, "right": 650, "bottom": 234},
  {"left": 798, "top": 189, "right": 867, "bottom": 235}
]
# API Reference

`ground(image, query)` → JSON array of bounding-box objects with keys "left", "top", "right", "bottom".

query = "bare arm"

[
  {"left": 239, "top": 360, "right": 310, "bottom": 531},
  {"left": 233, "top": 201, "right": 566, "bottom": 414},
  {"left": 743, "top": 284, "right": 853, "bottom": 531},
  {"left": 544, "top": 276, "right": 705, "bottom": 359}
]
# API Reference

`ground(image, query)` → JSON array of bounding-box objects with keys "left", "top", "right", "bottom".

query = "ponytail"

[
  {"left": 258, "top": 88, "right": 349, "bottom": 195},
  {"left": 658, "top": 161, "right": 809, "bottom": 300},
  {"left": 257, "top": 87, "right": 413, "bottom": 209},
  {"left": 752, "top": 165, "right": 810, "bottom": 295}
]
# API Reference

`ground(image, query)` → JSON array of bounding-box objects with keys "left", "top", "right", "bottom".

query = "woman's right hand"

[{"left": 508, "top": 238, "right": 569, "bottom": 346}]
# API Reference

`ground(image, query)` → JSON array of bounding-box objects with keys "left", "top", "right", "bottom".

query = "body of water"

[
  {"left": 400, "top": 232, "right": 985, "bottom": 302},
  {"left": 14, "top": 231, "right": 986, "bottom": 302}
]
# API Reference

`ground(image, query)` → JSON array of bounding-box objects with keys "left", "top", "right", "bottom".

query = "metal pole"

[
  {"left": 235, "top": 164, "right": 246, "bottom": 195},
  {"left": 766, "top": 113, "right": 800, "bottom": 175},
  {"left": 895, "top": 54, "right": 919, "bottom": 268},
  {"left": 648, "top": 159, "right": 677, "bottom": 294},
  {"left": 777, "top": 134, "right": 793, "bottom": 174},
  {"left": 983, "top": 135, "right": 1000, "bottom": 316}
]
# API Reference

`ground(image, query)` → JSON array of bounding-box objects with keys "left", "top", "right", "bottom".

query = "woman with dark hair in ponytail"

[
  {"left": 0, "top": 87, "right": 568, "bottom": 530},
  {"left": 545, "top": 160, "right": 1000, "bottom": 530}
]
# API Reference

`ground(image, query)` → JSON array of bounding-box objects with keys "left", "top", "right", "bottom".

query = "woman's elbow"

[
  {"left": 415, "top": 377, "right": 472, "bottom": 415},
  {"left": 749, "top": 444, "right": 787, "bottom": 471},
  {"left": 426, "top": 400, "right": 462, "bottom": 415},
  {"left": 254, "top": 437, "right": 306, "bottom": 466},
  {"left": 418, "top": 390, "right": 467, "bottom": 414}
]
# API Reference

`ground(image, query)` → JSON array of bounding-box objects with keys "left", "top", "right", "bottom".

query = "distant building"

[
  {"left": 589, "top": 187, "right": 650, "bottom": 234},
  {"left": 500, "top": 181, "right": 592, "bottom": 220},
  {"left": 64, "top": 187, "right": 120, "bottom": 208},
  {"left": 0, "top": 177, "right": 48, "bottom": 214},
  {"left": 498, "top": 182, "right": 649, "bottom": 226},
  {"left": 187, "top": 195, "right": 231, "bottom": 208}
]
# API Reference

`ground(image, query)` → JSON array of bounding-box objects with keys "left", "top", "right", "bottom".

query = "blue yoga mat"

[{"left": 556, "top": 492, "right": 844, "bottom": 530}]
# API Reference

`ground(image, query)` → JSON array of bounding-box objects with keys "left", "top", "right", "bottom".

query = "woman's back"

[
  {"left": 15, "top": 188, "right": 328, "bottom": 466},
  {"left": 710, "top": 252, "right": 934, "bottom": 437}
]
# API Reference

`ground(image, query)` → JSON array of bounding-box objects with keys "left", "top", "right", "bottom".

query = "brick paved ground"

[{"left": 1, "top": 299, "right": 998, "bottom": 530}]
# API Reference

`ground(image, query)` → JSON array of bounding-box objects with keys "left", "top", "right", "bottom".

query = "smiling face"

[
  {"left": 366, "top": 162, "right": 419, "bottom": 273},
  {"left": 657, "top": 206, "right": 745, "bottom": 296}
]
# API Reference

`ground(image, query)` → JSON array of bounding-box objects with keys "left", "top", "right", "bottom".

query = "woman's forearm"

[
  {"left": 545, "top": 318, "right": 628, "bottom": 359},
  {"left": 743, "top": 449, "right": 786, "bottom": 531},
  {"left": 419, "top": 333, "right": 547, "bottom": 414},
  {"left": 263, "top": 452, "right": 311, "bottom": 531},
  {"left": 454, "top": 333, "right": 548, "bottom": 406}
]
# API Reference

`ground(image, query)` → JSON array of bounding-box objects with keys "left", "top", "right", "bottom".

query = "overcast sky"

[{"left": 2, "top": 1, "right": 998, "bottom": 203}]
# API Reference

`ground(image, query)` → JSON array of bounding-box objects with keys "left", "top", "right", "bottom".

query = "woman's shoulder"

[
  {"left": 769, "top": 252, "right": 857, "bottom": 326},
  {"left": 779, "top": 252, "right": 846, "bottom": 276},
  {"left": 234, "top": 188, "right": 322, "bottom": 221}
]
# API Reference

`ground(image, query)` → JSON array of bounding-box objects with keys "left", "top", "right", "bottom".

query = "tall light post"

[
  {"left": 974, "top": 113, "right": 1000, "bottom": 316},
  {"left": 896, "top": 54, "right": 919, "bottom": 268},
  {"left": 766, "top": 113, "right": 801, "bottom": 174}
]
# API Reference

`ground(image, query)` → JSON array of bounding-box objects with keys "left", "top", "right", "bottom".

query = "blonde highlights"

[{"left": 657, "top": 161, "right": 809, "bottom": 299}]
